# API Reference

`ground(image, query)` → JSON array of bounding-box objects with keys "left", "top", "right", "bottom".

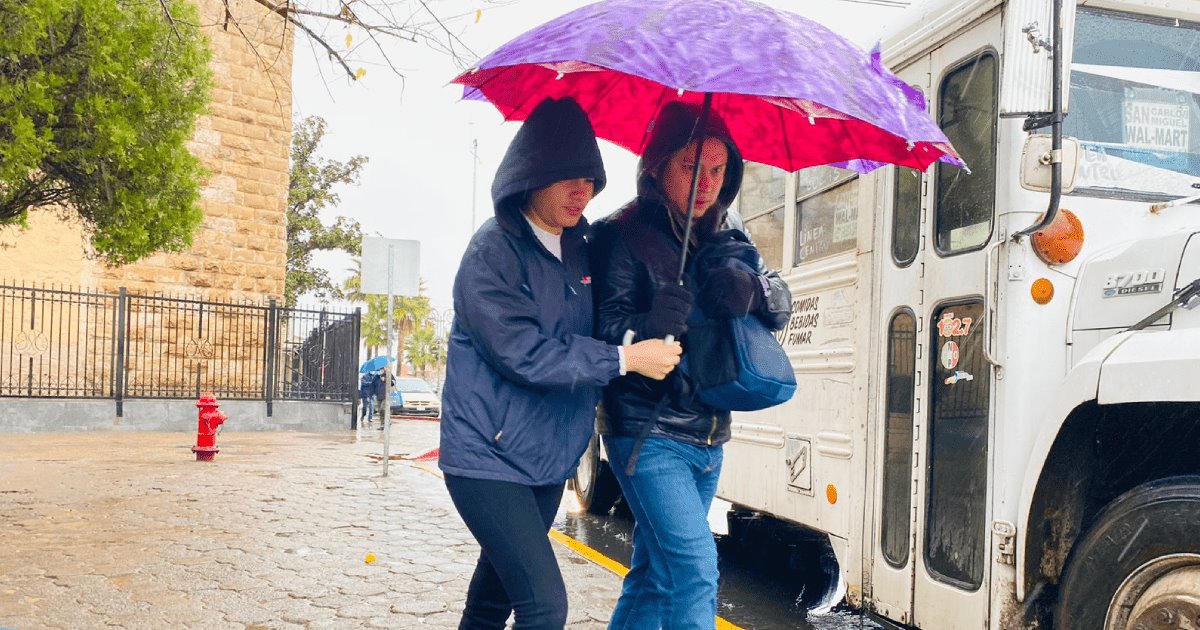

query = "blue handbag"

[{"left": 682, "top": 234, "right": 796, "bottom": 411}]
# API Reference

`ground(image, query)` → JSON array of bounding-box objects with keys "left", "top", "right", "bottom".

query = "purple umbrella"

[
  {"left": 455, "top": 0, "right": 961, "bottom": 174},
  {"left": 454, "top": 0, "right": 962, "bottom": 280}
]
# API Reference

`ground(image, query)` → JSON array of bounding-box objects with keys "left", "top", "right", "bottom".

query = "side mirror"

[{"left": 1020, "top": 134, "right": 1080, "bottom": 194}]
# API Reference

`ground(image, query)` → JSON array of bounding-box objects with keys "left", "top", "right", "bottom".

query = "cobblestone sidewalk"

[{"left": 0, "top": 421, "right": 622, "bottom": 629}]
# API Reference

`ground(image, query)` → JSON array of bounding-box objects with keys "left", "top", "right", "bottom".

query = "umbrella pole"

[{"left": 675, "top": 92, "right": 714, "bottom": 285}]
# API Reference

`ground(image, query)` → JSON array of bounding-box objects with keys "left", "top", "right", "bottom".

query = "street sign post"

[{"left": 361, "top": 238, "right": 420, "bottom": 477}]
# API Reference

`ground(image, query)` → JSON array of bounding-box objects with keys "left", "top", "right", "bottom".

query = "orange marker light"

[
  {"left": 826, "top": 484, "right": 838, "bottom": 505},
  {"left": 1031, "top": 278, "right": 1054, "bottom": 304},
  {"left": 1031, "top": 209, "right": 1084, "bottom": 265}
]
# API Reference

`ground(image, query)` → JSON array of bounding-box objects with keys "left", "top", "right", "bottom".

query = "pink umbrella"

[
  {"left": 454, "top": 0, "right": 963, "bottom": 278},
  {"left": 454, "top": 0, "right": 961, "bottom": 173}
]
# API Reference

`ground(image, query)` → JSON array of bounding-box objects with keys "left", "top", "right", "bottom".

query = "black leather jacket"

[{"left": 590, "top": 199, "right": 792, "bottom": 447}]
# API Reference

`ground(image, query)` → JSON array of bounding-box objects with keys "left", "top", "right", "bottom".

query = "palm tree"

[{"left": 405, "top": 322, "right": 445, "bottom": 383}]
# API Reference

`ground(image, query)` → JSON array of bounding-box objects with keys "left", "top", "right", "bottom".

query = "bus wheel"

[
  {"left": 1055, "top": 476, "right": 1200, "bottom": 630},
  {"left": 573, "top": 433, "right": 621, "bottom": 515}
]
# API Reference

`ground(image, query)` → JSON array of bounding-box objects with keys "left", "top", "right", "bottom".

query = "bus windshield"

[{"left": 1065, "top": 8, "right": 1200, "bottom": 200}]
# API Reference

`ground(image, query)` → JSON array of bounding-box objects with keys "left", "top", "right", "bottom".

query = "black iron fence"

[{"left": 0, "top": 283, "right": 361, "bottom": 415}]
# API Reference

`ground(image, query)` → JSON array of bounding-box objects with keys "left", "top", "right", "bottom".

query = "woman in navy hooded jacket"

[{"left": 439, "top": 97, "right": 683, "bottom": 630}]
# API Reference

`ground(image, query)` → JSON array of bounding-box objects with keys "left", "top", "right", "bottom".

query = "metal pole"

[
  {"left": 265, "top": 298, "right": 277, "bottom": 418},
  {"left": 382, "top": 245, "right": 395, "bottom": 477},
  {"left": 350, "top": 306, "right": 361, "bottom": 430},
  {"left": 114, "top": 288, "right": 127, "bottom": 417}
]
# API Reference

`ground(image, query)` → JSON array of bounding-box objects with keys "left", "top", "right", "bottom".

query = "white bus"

[{"left": 575, "top": 0, "right": 1200, "bottom": 627}]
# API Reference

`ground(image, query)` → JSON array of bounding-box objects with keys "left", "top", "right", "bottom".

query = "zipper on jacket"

[{"left": 707, "top": 414, "right": 717, "bottom": 445}]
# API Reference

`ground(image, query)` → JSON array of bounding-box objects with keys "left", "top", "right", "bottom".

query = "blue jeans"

[{"left": 604, "top": 435, "right": 723, "bottom": 630}]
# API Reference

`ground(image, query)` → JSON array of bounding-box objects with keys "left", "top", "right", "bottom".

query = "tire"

[
  {"left": 1055, "top": 475, "right": 1200, "bottom": 630},
  {"left": 573, "top": 433, "right": 621, "bottom": 515}
]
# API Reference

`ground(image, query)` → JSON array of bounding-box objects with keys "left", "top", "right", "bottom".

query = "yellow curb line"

[
  {"left": 410, "top": 462, "right": 742, "bottom": 630},
  {"left": 547, "top": 529, "right": 629, "bottom": 578},
  {"left": 547, "top": 523, "right": 742, "bottom": 629}
]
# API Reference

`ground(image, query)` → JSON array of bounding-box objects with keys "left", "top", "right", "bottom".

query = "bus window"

[
  {"left": 881, "top": 310, "right": 916, "bottom": 568},
  {"left": 1065, "top": 8, "right": 1200, "bottom": 200},
  {"left": 892, "top": 167, "right": 922, "bottom": 266},
  {"left": 926, "top": 301, "right": 990, "bottom": 589},
  {"left": 739, "top": 162, "right": 787, "bottom": 269},
  {"left": 795, "top": 166, "right": 858, "bottom": 266},
  {"left": 934, "top": 53, "right": 997, "bottom": 255}
]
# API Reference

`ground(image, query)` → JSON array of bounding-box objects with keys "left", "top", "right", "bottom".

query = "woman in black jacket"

[{"left": 590, "top": 101, "right": 791, "bottom": 630}]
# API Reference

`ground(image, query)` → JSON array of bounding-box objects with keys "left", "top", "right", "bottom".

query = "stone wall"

[{"left": 0, "top": 0, "right": 293, "bottom": 303}]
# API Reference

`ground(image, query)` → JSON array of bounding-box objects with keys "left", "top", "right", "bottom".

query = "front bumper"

[{"left": 390, "top": 404, "right": 440, "bottom": 417}]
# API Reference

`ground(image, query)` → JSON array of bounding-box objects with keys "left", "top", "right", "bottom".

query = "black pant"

[{"left": 444, "top": 474, "right": 567, "bottom": 630}]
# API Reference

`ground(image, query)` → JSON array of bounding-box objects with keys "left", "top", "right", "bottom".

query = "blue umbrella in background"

[{"left": 359, "top": 356, "right": 395, "bottom": 374}]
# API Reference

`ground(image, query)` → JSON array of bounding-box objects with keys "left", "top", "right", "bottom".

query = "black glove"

[
  {"left": 644, "top": 283, "right": 693, "bottom": 339},
  {"left": 698, "top": 267, "right": 764, "bottom": 319}
]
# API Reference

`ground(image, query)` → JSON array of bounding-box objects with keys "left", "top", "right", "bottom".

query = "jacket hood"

[
  {"left": 491, "top": 97, "right": 607, "bottom": 221},
  {"left": 636, "top": 100, "right": 744, "bottom": 225}
]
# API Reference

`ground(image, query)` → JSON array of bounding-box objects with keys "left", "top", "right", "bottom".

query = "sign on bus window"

[
  {"left": 794, "top": 168, "right": 858, "bottom": 266},
  {"left": 1066, "top": 8, "right": 1200, "bottom": 200}
]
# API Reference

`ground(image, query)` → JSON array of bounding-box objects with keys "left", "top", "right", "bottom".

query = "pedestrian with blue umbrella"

[
  {"left": 370, "top": 368, "right": 395, "bottom": 428},
  {"left": 358, "top": 371, "right": 375, "bottom": 423}
]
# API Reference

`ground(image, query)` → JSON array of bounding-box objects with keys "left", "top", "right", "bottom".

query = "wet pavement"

[
  {"left": 0, "top": 418, "right": 874, "bottom": 629},
  {"left": 0, "top": 420, "right": 624, "bottom": 629}
]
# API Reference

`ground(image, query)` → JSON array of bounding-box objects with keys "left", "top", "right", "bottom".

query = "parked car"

[{"left": 388, "top": 377, "right": 441, "bottom": 418}]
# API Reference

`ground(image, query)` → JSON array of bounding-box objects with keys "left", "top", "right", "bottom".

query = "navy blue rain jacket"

[
  {"left": 439, "top": 214, "right": 620, "bottom": 485},
  {"left": 439, "top": 96, "right": 617, "bottom": 486}
]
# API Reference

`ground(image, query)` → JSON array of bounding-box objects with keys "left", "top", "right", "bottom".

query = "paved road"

[{"left": 0, "top": 421, "right": 624, "bottom": 629}]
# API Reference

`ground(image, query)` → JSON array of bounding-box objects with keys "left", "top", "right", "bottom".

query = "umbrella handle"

[
  {"left": 675, "top": 92, "right": 714, "bottom": 284},
  {"left": 626, "top": 329, "right": 677, "bottom": 346}
]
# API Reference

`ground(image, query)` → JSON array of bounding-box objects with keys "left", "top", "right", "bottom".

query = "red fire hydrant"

[{"left": 192, "top": 393, "right": 227, "bottom": 461}]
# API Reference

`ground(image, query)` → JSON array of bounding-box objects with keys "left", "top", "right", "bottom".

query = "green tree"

[
  {"left": 0, "top": 0, "right": 211, "bottom": 264},
  {"left": 286, "top": 116, "right": 366, "bottom": 305},
  {"left": 405, "top": 322, "right": 446, "bottom": 381}
]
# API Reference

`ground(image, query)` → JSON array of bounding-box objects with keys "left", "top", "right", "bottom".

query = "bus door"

[
  {"left": 870, "top": 14, "right": 1001, "bottom": 630},
  {"left": 866, "top": 52, "right": 930, "bottom": 627}
]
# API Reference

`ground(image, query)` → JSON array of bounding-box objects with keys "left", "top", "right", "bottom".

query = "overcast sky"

[{"left": 291, "top": 0, "right": 915, "bottom": 312}]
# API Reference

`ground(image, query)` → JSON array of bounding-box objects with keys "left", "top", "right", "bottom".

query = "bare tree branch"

[
  {"left": 158, "top": 0, "right": 183, "bottom": 40},
  {"left": 253, "top": 0, "right": 359, "bottom": 80},
  {"left": 152, "top": 1, "right": 517, "bottom": 87}
]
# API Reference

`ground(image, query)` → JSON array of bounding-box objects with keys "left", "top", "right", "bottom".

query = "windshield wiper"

[
  {"left": 1151, "top": 183, "right": 1200, "bottom": 214},
  {"left": 1127, "top": 277, "right": 1200, "bottom": 331}
]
